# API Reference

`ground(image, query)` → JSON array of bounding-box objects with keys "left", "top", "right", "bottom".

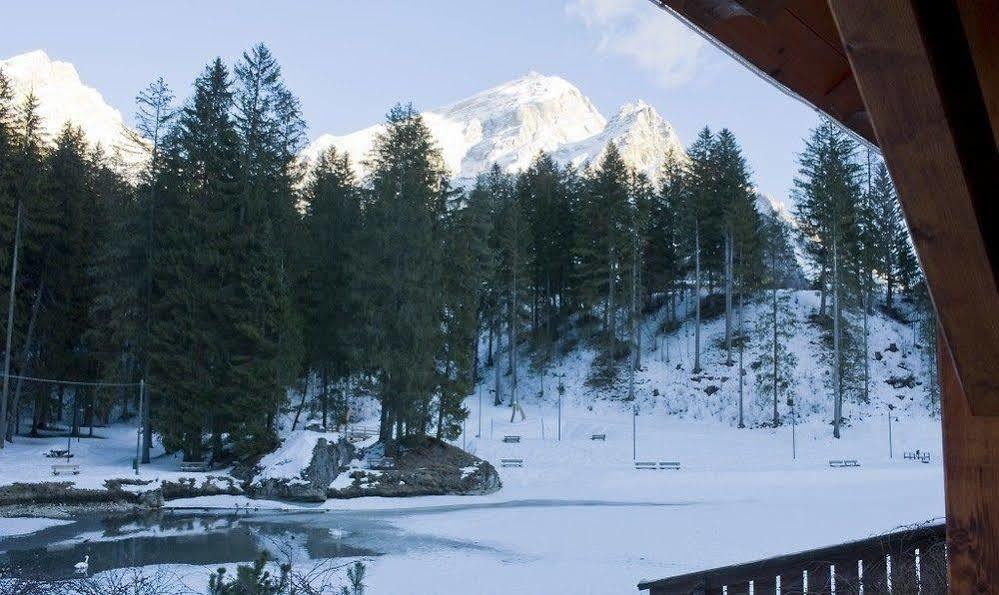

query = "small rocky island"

[{"left": 245, "top": 432, "right": 501, "bottom": 503}]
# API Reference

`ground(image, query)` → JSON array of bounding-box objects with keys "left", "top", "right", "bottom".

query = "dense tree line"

[{"left": 0, "top": 46, "right": 931, "bottom": 460}]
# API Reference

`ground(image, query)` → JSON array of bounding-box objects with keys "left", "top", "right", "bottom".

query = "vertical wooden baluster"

[
  {"left": 753, "top": 576, "right": 778, "bottom": 594},
  {"left": 780, "top": 569, "right": 806, "bottom": 595},
  {"left": 807, "top": 563, "right": 834, "bottom": 594},
  {"left": 917, "top": 541, "right": 948, "bottom": 594},
  {"left": 831, "top": 558, "right": 862, "bottom": 593},
  {"left": 894, "top": 547, "right": 920, "bottom": 594},
  {"left": 861, "top": 554, "right": 890, "bottom": 593}
]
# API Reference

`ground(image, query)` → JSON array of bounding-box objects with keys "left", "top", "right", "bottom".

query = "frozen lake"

[{"left": 1, "top": 501, "right": 693, "bottom": 592}]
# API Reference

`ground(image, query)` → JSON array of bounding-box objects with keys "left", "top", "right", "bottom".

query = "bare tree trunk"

[
  {"left": 832, "top": 236, "right": 842, "bottom": 439},
  {"left": 486, "top": 324, "right": 493, "bottom": 367},
  {"left": 632, "top": 232, "right": 642, "bottom": 371},
  {"left": 629, "top": 232, "right": 638, "bottom": 403},
  {"left": 607, "top": 245, "right": 615, "bottom": 357},
  {"left": 321, "top": 369, "right": 329, "bottom": 431},
  {"left": 291, "top": 379, "right": 308, "bottom": 431},
  {"left": 494, "top": 317, "right": 503, "bottom": 406},
  {"left": 772, "top": 275, "right": 779, "bottom": 427},
  {"left": 0, "top": 202, "right": 21, "bottom": 447},
  {"left": 738, "top": 286, "right": 745, "bottom": 428},
  {"left": 141, "top": 383, "right": 151, "bottom": 463},
  {"left": 693, "top": 221, "right": 702, "bottom": 373},
  {"left": 819, "top": 264, "right": 828, "bottom": 318},
  {"left": 863, "top": 285, "right": 870, "bottom": 403},
  {"left": 724, "top": 232, "right": 733, "bottom": 366},
  {"left": 7, "top": 276, "right": 43, "bottom": 442}
]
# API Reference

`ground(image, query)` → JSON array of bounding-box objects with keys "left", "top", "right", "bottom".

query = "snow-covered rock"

[
  {"left": 0, "top": 50, "right": 145, "bottom": 168},
  {"left": 249, "top": 432, "right": 355, "bottom": 502},
  {"left": 301, "top": 72, "right": 685, "bottom": 185},
  {"left": 328, "top": 438, "right": 501, "bottom": 498}
]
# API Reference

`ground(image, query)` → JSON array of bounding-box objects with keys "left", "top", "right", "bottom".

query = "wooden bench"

[
  {"left": 347, "top": 426, "right": 377, "bottom": 441},
  {"left": 500, "top": 458, "right": 524, "bottom": 467},
  {"left": 179, "top": 461, "right": 210, "bottom": 472},
  {"left": 502, "top": 435, "right": 521, "bottom": 443},
  {"left": 51, "top": 463, "right": 80, "bottom": 476},
  {"left": 369, "top": 457, "right": 396, "bottom": 470},
  {"left": 829, "top": 459, "right": 861, "bottom": 468},
  {"left": 590, "top": 433, "right": 606, "bottom": 441},
  {"left": 44, "top": 449, "right": 73, "bottom": 459},
  {"left": 904, "top": 451, "right": 931, "bottom": 463},
  {"left": 635, "top": 461, "right": 681, "bottom": 470}
]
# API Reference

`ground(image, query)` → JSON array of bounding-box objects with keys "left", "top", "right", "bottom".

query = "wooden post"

[{"left": 939, "top": 330, "right": 999, "bottom": 591}]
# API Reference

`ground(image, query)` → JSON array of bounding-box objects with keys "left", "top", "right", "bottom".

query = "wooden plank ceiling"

[{"left": 650, "top": 0, "right": 874, "bottom": 143}]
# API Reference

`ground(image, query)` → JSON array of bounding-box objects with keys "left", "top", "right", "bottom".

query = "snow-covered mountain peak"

[
  {"left": 550, "top": 95, "right": 686, "bottom": 181},
  {"left": 1, "top": 50, "right": 144, "bottom": 168},
  {"left": 302, "top": 72, "right": 685, "bottom": 185}
]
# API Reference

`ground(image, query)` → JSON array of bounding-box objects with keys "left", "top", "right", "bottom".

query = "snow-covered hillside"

[
  {"left": 301, "top": 71, "right": 686, "bottom": 184},
  {"left": 0, "top": 50, "right": 144, "bottom": 166},
  {"left": 482, "top": 289, "right": 935, "bottom": 432}
]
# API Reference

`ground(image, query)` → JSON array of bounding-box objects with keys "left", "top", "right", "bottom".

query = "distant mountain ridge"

[
  {"left": 0, "top": 51, "right": 796, "bottom": 232},
  {"left": 301, "top": 72, "right": 687, "bottom": 185},
  {"left": 0, "top": 50, "right": 144, "bottom": 165}
]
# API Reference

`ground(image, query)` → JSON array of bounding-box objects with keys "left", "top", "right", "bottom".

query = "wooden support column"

[
  {"left": 827, "top": 0, "right": 999, "bottom": 416},
  {"left": 940, "top": 333, "right": 999, "bottom": 591},
  {"left": 828, "top": 1, "right": 999, "bottom": 592}
]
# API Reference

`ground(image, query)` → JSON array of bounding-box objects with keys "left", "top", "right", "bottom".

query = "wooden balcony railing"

[{"left": 638, "top": 523, "right": 945, "bottom": 594}]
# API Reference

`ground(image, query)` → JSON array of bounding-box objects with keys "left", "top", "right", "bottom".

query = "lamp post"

[
  {"left": 557, "top": 380, "right": 564, "bottom": 441},
  {"left": 888, "top": 403, "right": 894, "bottom": 459},
  {"left": 632, "top": 405, "right": 638, "bottom": 461},
  {"left": 134, "top": 379, "right": 144, "bottom": 475}
]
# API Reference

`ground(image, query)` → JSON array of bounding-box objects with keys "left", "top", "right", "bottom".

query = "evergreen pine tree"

[
  {"left": 792, "top": 120, "right": 864, "bottom": 438},
  {"left": 576, "top": 143, "right": 630, "bottom": 364},
  {"left": 302, "top": 146, "right": 362, "bottom": 429},
  {"left": 755, "top": 210, "right": 799, "bottom": 427},
  {"left": 358, "top": 103, "right": 450, "bottom": 447}
]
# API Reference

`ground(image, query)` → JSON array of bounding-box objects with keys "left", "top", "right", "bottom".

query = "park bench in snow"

[
  {"left": 51, "top": 463, "right": 80, "bottom": 476},
  {"left": 500, "top": 458, "right": 523, "bottom": 467},
  {"left": 904, "top": 451, "right": 931, "bottom": 463},
  {"left": 590, "top": 433, "right": 606, "bottom": 441},
  {"left": 829, "top": 459, "right": 860, "bottom": 468},
  {"left": 179, "top": 461, "right": 210, "bottom": 472},
  {"left": 369, "top": 457, "right": 396, "bottom": 470},
  {"left": 347, "top": 425, "right": 377, "bottom": 441},
  {"left": 502, "top": 435, "right": 521, "bottom": 443},
  {"left": 44, "top": 449, "right": 73, "bottom": 459},
  {"left": 635, "top": 461, "right": 681, "bottom": 470}
]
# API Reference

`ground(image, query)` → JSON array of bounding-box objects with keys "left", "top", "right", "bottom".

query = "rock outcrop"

[
  {"left": 328, "top": 437, "right": 501, "bottom": 499},
  {"left": 249, "top": 436, "right": 355, "bottom": 502}
]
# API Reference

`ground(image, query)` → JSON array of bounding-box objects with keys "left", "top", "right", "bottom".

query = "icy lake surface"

[{"left": 0, "top": 502, "right": 688, "bottom": 591}]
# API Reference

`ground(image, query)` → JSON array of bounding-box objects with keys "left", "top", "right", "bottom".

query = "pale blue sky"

[{"left": 3, "top": 0, "right": 820, "bottom": 201}]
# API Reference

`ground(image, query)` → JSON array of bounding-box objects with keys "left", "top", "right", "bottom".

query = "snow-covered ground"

[
  {"left": 157, "top": 396, "right": 942, "bottom": 594},
  {"left": 0, "top": 397, "right": 943, "bottom": 593},
  {"left": 0, "top": 423, "right": 236, "bottom": 494},
  {"left": 0, "top": 290, "right": 943, "bottom": 593}
]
